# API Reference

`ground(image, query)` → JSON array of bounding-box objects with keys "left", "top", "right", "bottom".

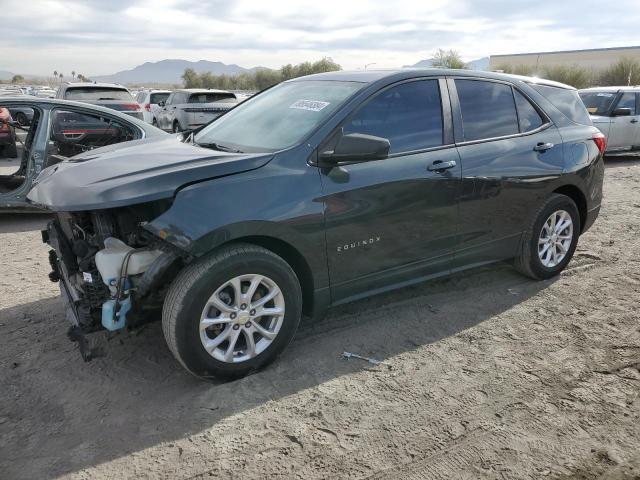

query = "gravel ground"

[{"left": 0, "top": 158, "right": 639, "bottom": 480}]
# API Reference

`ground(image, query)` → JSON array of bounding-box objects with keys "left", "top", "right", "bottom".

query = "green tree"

[
  {"left": 496, "top": 64, "right": 535, "bottom": 76},
  {"left": 11, "top": 74, "right": 25, "bottom": 84},
  {"left": 432, "top": 49, "right": 467, "bottom": 69},
  {"left": 598, "top": 57, "right": 640, "bottom": 86},
  {"left": 181, "top": 68, "right": 202, "bottom": 88},
  {"left": 541, "top": 64, "right": 592, "bottom": 89},
  {"left": 181, "top": 58, "right": 342, "bottom": 91}
]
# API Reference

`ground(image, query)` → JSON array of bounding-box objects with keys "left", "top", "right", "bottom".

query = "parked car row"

[{"left": 25, "top": 69, "right": 606, "bottom": 380}]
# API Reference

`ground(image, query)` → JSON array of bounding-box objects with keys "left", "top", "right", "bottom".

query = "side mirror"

[
  {"left": 158, "top": 101, "right": 165, "bottom": 107},
  {"left": 320, "top": 133, "right": 390, "bottom": 164},
  {"left": 611, "top": 107, "right": 632, "bottom": 117}
]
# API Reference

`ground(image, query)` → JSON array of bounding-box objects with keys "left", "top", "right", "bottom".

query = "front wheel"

[
  {"left": 162, "top": 244, "right": 302, "bottom": 380},
  {"left": 514, "top": 194, "right": 581, "bottom": 280},
  {"left": 172, "top": 121, "right": 182, "bottom": 133}
]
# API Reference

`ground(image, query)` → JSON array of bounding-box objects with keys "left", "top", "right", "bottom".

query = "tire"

[
  {"left": 15, "top": 112, "right": 28, "bottom": 126},
  {"left": 152, "top": 118, "right": 158, "bottom": 127},
  {"left": 514, "top": 194, "right": 581, "bottom": 280},
  {"left": 162, "top": 243, "right": 302, "bottom": 380},
  {"left": 172, "top": 121, "right": 181, "bottom": 133}
]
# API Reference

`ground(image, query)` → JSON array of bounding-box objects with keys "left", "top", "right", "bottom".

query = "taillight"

[
  {"left": 121, "top": 104, "right": 141, "bottom": 111},
  {"left": 144, "top": 103, "right": 151, "bottom": 111},
  {"left": 592, "top": 132, "right": 606, "bottom": 156}
]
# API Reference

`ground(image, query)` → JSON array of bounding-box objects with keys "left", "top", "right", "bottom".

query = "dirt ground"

[{"left": 1, "top": 158, "right": 639, "bottom": 480}]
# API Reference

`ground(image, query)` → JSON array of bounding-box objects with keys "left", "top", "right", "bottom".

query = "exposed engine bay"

[{"left": 43, "top": 201, "right": 183, "bottom": 357}]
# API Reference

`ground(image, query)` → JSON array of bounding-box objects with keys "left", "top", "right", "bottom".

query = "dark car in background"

[
  {"left": 28, "top": 70, "right": 605, "bottom": 380},
  {"left": 57, "top": 83, "right": 144, "bottom": 120},
  {"left": 8, "top": 106, "right": 34, "bottom": 126},
  {"left": 0, "top": 97, "right": 167, "bottom": 211},
  {"left": 579, "top": 86, "right": 640, "bottom": 154},
  {"left": 154, "top": 88, "right": 238, "bottom": 132}
]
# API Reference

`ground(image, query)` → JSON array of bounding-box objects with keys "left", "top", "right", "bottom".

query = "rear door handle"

[
  {"left": 427, "top": 160, "right": 457, "bottom": 172},
  {"left": 533, "top": 142, "right": 554, "bottom": 152}
]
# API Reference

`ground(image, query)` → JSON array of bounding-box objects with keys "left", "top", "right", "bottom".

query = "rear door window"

[
  {"left": 615, "top": 92, "right": 637, "bottom": 114},
  {"left": 455, "top": 79, "right": 519, "bottom": 141},
  {"left": 344, "top": 79, "right": 444, "bottom": 154},
  {"left": 514, "top": 90, "right": 545, "bottom": 132},
  {"left": 531, "top": 84, "right": 591, "bottom": 125}
]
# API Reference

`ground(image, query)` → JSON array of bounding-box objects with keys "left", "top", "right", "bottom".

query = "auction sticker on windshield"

[{"left": 289, "top": 99, "right": 330, "bottom": 112}]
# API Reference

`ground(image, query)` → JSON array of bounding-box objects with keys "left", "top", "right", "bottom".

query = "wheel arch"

[
  {"left": 218, "top": 235, "right": 317, "bottom": 317},
  {"left": 552, "top": 184, "right": 587, "bottom": 233}
]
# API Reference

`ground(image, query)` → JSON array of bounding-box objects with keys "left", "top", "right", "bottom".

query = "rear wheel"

[
  {"left": 15, "top": 112, "right": 28, "bottom": 126},
  {"left": 514, "top": 194, "right": 580, "bottom": 280},
  {"left": 172, "top": 121, "right": 181, "bottom": 133},
  {"left": 162, "top": 244, "right": 302, "bottom": 380}
]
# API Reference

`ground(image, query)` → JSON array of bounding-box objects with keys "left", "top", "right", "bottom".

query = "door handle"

[
  {"left": 427, "top": 160, "right": 456, "bottom": 172},
  {"left": 533, "top": 142, "right": 554, "bottom": 152},
  {"left": 631, "top": 118, "right": 638, "bottom": 123}
]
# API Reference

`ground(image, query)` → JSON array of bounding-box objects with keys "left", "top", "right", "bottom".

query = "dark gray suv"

[{"left": 29, "top": 70, "right": 605, "bottom": 380}]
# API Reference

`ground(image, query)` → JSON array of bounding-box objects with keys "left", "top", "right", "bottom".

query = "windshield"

[
  {"left": 193, "top": 80, "right": 364, "bottom": 152},
  {"left": 579, "top": 91, "right": 617, "bottom": 116},
  {"left": 64, "top": 87, "right": 132, "bottom": 101}
]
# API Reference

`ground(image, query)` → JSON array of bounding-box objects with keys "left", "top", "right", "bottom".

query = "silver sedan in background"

[{"left": 579, "top": 87, "right": 640, "bottom": 154}]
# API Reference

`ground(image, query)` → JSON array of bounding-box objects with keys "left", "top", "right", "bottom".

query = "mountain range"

[
  {"left": 91, "top": 59, "right": 267, "bottom": 85},
  {"left": 2, "top": 56, "right": 492, "bottom": 86}
]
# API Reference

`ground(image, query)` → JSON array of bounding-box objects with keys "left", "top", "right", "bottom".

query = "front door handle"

[
  {"left": 534, "top": 142, "right": 554, "bottom": 152},
  {"left": 631, "top": 118, "right": 638, "bottom": 123},
  {"left": 427, "top": 160, "right": 457, "bottom": 172}
]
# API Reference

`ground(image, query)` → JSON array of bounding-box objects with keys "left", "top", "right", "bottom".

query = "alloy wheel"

[
  {"left": 538, "top": 210, "right": 573, "bottom": 268},
  {"left": 199, "top": 274, "right": 285, "bottom": 363}
]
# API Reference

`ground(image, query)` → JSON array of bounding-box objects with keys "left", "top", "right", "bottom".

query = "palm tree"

[
  {"left": 53, "top": 70, "right": 58, "bottom": 84},
  {"left": 59, "top": 73, "right": 63, "bottom": 83},
  {"left": 71, "top": 70, "right": 76, "bottom": 81}
]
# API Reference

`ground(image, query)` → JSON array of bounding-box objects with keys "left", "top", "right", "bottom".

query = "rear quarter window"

[{"left": 531, "top": 84, "right": 591, "bottom": 125}]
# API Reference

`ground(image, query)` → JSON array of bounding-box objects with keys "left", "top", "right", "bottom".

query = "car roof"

[
  {"left": 174, "top": 88, "right": 234, "bottom": 94},
  {"left": 579, "top": 86, "right": 640, "bottom": 92},
  {"left": 62, "top": 82, "right": 129, "bottom": 90},
  {"left": 294, "top": 69, "right": 576, "bottom": 90}
]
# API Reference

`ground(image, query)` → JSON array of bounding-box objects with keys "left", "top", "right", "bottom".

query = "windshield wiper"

[{"left": 196, "top": 142, "right": 244, "bottom": 153}]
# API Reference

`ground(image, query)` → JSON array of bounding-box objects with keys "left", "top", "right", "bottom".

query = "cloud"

[{"left": 1, "top": 0, "right": 639, "bottom": 75}]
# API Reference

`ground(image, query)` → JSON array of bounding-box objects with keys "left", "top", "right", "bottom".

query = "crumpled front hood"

[{"left": 27, "top": 136, "right": 273, "bottom": 211}]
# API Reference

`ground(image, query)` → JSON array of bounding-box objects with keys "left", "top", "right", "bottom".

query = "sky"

[{"left": 1, "top": 0, "right": 640, "bottom": 76}]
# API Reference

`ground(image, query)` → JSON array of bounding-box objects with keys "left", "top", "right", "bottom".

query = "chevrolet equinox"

[{"left": 27, "top": 70, "right": 605, "bottom": 380}]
